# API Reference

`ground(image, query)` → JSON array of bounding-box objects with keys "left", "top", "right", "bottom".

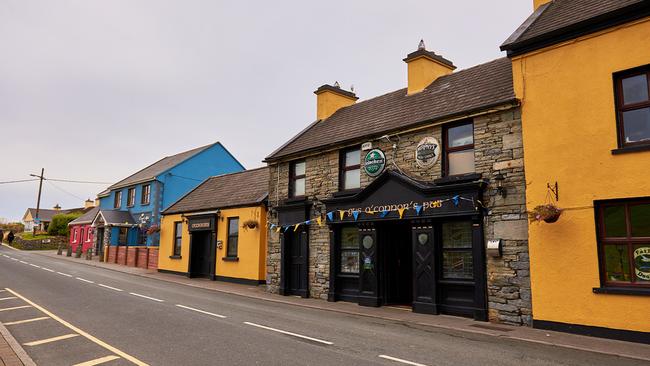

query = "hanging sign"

[
  {"left": 634, "top": 247, "right": 650, "bottom": 280},
  {"left": 364, "top": 148, "right": 386, "bottom": 177},
  {"left": 415, "top": 137, "right": 440, "bottom": 168}
]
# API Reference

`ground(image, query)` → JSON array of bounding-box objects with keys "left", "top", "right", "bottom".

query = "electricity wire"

[
  {"left": 0, "top": 179, "right": 39, "bottom": 185},
  {"left": 45, "top": 180, "right": 86, "bottom": 201}
]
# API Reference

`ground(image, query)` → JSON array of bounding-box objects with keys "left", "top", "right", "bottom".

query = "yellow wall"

[
  {"left": 406, "top": 56, "right": 454, "bottom": 95},
  {"left": 511, "top": 18, "right": 650, "bottom": 332},
  {"left": 316, "top": 90, "right": 356, "bottom": 120},
  {"left": 158, "top": 206, "right": 267, "bottom": 282}
]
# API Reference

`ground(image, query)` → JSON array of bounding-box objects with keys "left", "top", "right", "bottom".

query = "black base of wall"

[
  {"left": 157, "top": 269, "right": 188, "bottom": 277},
  {"left": 214, "top": 275, "right": 265, "bottom": 286},
  {"left": 533, "top": 319, "right": 650, "bottom": 345}
]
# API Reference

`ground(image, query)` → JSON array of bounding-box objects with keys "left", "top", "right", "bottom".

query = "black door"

[
  {"left": 286, "top": 230, "right": 308, "bottom": 297},
  {"left": 95, "top": 228, "right": 104, "bottom": 258},
  {"left": 381, "top": 222, "right": 412, "bottom": 305},
  {"left": 189, "top": 231, "right": 213, "bottom": 278},
  {"left": 412, "top": 222, "right": 437, "bottom": 314}
]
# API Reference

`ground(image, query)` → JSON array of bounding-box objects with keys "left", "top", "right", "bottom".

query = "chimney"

[
  {"left": 53, "top": 204, "right": 61, "bottom": 211},
  {"left": 314, "top": 82, "right": 358, "bottom": 120},
  {"left": 94, "top": 198, "right": 100, "bottom": 207},
  {"left": 533, "top": 0, "right": 552, "bottom": 10},
  {"left": 404, "top": 40, "right": 456, "bottom": 95},
  {"left": 84, "top": 199, "right": 94, "bottom": 209}
]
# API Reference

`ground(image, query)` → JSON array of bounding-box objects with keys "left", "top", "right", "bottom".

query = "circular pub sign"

[
  {"left": 364, "top": 148, "right": 386, "bottom": 177},
  {"left": 634, "top": 247, "right": 650, "bottom": 281},
  {"left": 415, "top": 137, "right": 440, "bottom": 168}
]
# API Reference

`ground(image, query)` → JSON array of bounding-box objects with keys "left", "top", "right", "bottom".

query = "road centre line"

[
  {"left": 41, "top": 267, "right": 55, "bottom": 272},
  {"left": 73, "top": 355, "right": 121, "bottom": 366},
  {"left": 23, "top": 333, "right": 79, "bottom": 346},
  {"left": 76, "top": 277, "right": 94, "bottom": 283},
  {"left": 379, "top": 355, "right": 429, "bottom": 366},
  {"left": 3, "top": 317, "right": 50, "bottom": 326},
  {"left": 10, "top": 258, "right": 18, "bottom": 261},
  {"left": 175, "top": 304, "right": 226, "bottom": 318},
  {"left": 0, "top": 297, "right": 18, "bottom": 301},
  {"left": 19, "top": 260, "right": 28, "bottom": 264},
  {"left": 243, "top": 322, "right": 333, "bottom": 345},
  {"left": 29, "top": 264, "right": 41, "bottom": 268},
  {"left": 57, "top": 271, "right": 73, "bottom": 277},
  {"left": 0, "top": 305, "right": 31, "bottom": 312},
  {"left": 5, "top": 288, "right": 149, "bottom": 366},
  {"left": 129, "top": 293, "right": 164, "bottom": 302},
  {"left": 98, "top": 284, "right": 123, "bottom": 292}
]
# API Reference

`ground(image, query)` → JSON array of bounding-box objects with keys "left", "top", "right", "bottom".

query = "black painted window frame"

[
  {"left": 173, "top": 221, "right": 182, "bottom": 256},
  {"left": 614, "top": 64, "right": 650, "bottom": 149},
  {"left": 226, "top": 217, "right": 239, "bottom": 258}
]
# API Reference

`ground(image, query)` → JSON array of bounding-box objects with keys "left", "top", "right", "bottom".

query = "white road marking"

[
  {"left": 41, "top": 267, "right": 55, "bottom": 272},
  {"left": 19, "top": 260, "right": 28, "bottom": 264},
  {"left": 23, "top": 333, "right": 79, "bottom": 346},
  {"left": 29, "top": 264, "right": 41, "bottom": 268},
  {"left": 73, "top": 355, "right": 121, "bottom": 366},
  {"left": 57, "top": 271, "right": 73, "bottom": 277},
  {"left": 129, "top": 293, "right": 164, "bottom": 302},
  {"left": 0, "top": 289, "right": 5, "bottom": 292},
  {"left": 6, "top": 288, "right": 149, "bottom": 366},
  {"left": 243, "top": 322, "right": 333, "bottom": 345},
  {"left": 0, "top": 297, "right": 18, "bottom": 301},
  {"left": 98, "top": 284, "right": 123, "bottom": 292},
  {"left": 0, "top": 305, "right": 31, "bottom": 312},
  {"left": 175, "top": 304, "right": 226, "bottom": 318},
  {"left": 3, "top": 317, "right": 50, "bottom": 326},
  {"left": 76, "top": 277, "right": 94, "bottom": 284},
  {"left": 10, "top": 258, "right": 18, "bottom": 261},
  {"left": 379, "top": 355, "right": 429, "bottom": 366}
]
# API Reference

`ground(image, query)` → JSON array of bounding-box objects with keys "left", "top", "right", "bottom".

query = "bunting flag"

[
  {"left": 452, "top": 195, "right": 460, "bottom": 207},
  {"left": 283, "top": 226, "right": 291, "bottom": 232},
  {"left": 270, "top": 223, "right": 276, "bottom": 230},
  {"left": 326, "top": 212, "right": 334, "bottom": 222},
  {"left": 339, "top": 210, "right": 346, "bottom": 220},
  {"left": 316, "top": 216, "right": 323, "bottom": 227},
  {"left": 276, "top": 226, "right": 282, "bottom": 233},
  {"left": 380, "top": 210, "right": 389, "bottom": 218},
  {"left": 352, "top": 211, "right": 360, "bottom": 221},
  {"left": 415, "top": 204, "right": 423, "bottom": 215},
  {"left": 305, "top": 220, "right": 311, "bottom": 225},
  {"left": 397, "top": 208, "right": 406, "bottom": 219},
  {"left": 293, "top": 223, "right": 301, "bottom": 232}
]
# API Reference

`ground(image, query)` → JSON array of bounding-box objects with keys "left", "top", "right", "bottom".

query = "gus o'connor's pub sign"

[
  {"left": 364, "top": 148, "right": 386, "bottom": 177},
  {"left": 415, "top": 137, "right": 440, "bottom": 168}
]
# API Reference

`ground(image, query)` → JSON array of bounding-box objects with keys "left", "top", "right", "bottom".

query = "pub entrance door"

[
  {"left": 189, "top": 231, "right": 214, "bottom": 278},
  {"left": 378, "top": 221, "right": 413, "bottom": 306},
  {"left": 284, "top": 229, "right": 309, "bottom": 297}
]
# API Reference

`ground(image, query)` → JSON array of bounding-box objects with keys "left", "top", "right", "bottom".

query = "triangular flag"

[
  {"left": 270, "top": 223, "right": 276, "bottom": 230},
  {"left": 275, "top": 226, "right": 281, "bottom": 233},
  {"left": 415, "top": 204, "right": 422, "bottom": 215},
  {"left": 316, "top": 216, "right": 322, "bottom": 226},
  {"left": 283, "top": 226, "right": 290, "bottom": 232},
  {"left": 293, "top": 223, "right": 301, "bottom": 232},
  {"left": 398, "top": 208, "right": 406, "bottom": 219},
  {"left": 352, "top": 211, "right": 360, "bottom": 221},
  {"left": 380, "top": 210, "right": 389, "bottom": 218},
  {"left": 326, "top": 212, "right": 334, "bottom": 222},
  {"left": 452, "top": 195, "right": 460, "bottom": 207},
  {"left": 366, "top": 210, "right": 375, "bottom": 215},
  {"left": 339, "top": 210, "right": 346, "bottom": 220},
  {"left": 305, "top": 220, "right": 311, "bottom": 225}
]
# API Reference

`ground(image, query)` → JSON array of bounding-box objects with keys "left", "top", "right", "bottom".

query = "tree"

[{"left": 48, "top": 213, "right": 82, "bottom": 237}]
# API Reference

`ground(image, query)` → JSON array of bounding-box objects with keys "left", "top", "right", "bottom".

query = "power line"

[
  {"left": 46, "top": 180, "right": 86, "bottom": 201},
  {"left": 46, "top": 178, "right": 113, "bottom": 185},
  {"left": 0, "top": 178, "right": 39, "bottom": 185}
]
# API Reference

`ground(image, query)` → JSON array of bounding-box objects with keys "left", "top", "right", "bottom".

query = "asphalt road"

[{"left": 0, "top": 246, "right": 645, "bottom": 366}]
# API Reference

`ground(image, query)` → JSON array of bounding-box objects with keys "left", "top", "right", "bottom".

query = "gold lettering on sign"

[{"left": 342, "top": 200, "right": 444, "bottom": 215}]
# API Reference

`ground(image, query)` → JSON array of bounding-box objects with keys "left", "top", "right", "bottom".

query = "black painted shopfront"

[{"left": 325, "top": 171, "right": 489, "bottom": 321}]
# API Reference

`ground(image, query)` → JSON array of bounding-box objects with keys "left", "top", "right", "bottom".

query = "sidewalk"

[
  {"left": 0, "top": 320, "right": 35, "bottom": 366},
  {"left": 35, "top": 249, "right": 650, "bottom": 362}
]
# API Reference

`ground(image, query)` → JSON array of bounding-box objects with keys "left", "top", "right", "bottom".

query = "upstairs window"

[
  {"left": 615, "top": 66, "right": 650, "bottom": 148},
  {"left": 127, "top": 188, "right": 136, "bottom": 207},
  {"left": 141, "top": 184, "right": 151, "bottom": 205},
  {"left": 597, "top": 199, "right": 650, "bottom": 288},
  {"left": 340, "top": 147, "right": 361, "bottom": 191},
  {"left": 289, "top": 160, "right": 306, "bottom": 198},
  {"left": 444, "top": 121, "right": 475, "bottom": 176},
  {"left": 227, "top": 217, "right": 239, "bottom": 258},
  {"left": 114, "top": 191, "right": 122, "bottom": 209}
]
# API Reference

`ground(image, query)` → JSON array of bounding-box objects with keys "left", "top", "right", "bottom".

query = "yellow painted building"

[
  {"left": 502, "top": 0, "right": 650, "bottom": 341},
  {"left": 158, "top": 168, "right": 269, "bottom": 284}
]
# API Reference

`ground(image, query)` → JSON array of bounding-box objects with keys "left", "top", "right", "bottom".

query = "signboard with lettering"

[
  {"left": 415, "top": 137, "right": 440, "bottom": 168},
  {"left": 364, "top": 149, "right": 386, "bottom": 177},
  {"left": 634, "top": 247, "right": 650, "bottom": 281},
  {"left": 188, "top": 217, "right": 213, "bottom": 231}
]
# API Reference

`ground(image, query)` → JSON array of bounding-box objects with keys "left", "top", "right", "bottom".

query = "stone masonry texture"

[{"left": 266, "top": 107, "right": 532, "bottom": 325}]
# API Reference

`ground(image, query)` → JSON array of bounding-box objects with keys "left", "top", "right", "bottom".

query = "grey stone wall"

[{"left": 267, "top": 106, "right": 531, "bottom": 325}]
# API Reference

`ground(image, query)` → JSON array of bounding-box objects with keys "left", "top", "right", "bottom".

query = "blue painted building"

[{"left": 90, "top": 142, "right": 244, "bottom": 251}]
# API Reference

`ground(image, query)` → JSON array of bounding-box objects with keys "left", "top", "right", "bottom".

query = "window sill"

[
  {"left": 140, "top": 203, "right": 150, "bottom": 206},
  {"left": 434, "top": 173, "right": 482, "bottom": 186},
  {"left": 611, "top": 144, "right": 650, "bottom": 155},
  {"left": 169, "top": 255, "right": 182, "bottom": 260},
  {"left": 592, "top": 287, "right": 650, "bottom": 296},
  {"left": 222, "top": 256, "right": 239, "bottom": 262}
]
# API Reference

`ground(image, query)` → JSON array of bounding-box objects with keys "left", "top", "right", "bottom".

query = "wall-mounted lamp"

[{"left": 494, "top": 172, "right": 507, "bottom": 198}]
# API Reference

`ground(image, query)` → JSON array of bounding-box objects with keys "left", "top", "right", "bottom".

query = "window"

[
  {"left": 127, "top": 188, "right": 136, "bottom": 207},
  {"left": 597, "top": 199, "right": 650, "bottom": 288},
  {"left": 443, "top": 121, "right": 475, "bottom": 176},
  {"left": 141, "top": 184, "right": 151, "bottom": 205},
  {"left": 114, "top": 191, "right": 122, "bottom": 209},
  {"left": 226, "top": 218, "right": 239, "bottom": 258},
  {"left": 173, "top": 221, "right": 182, "bottom": 256},
  {"left": 339, "top": 226, "right": 359, "bottom": 274},
  {"left": 73, "top": 228, "right": 78, "bottom": 242},
  {"left": 118, "top": 228, "right": 128, "bottom": 245},
  {"left": 87, "top": 228, "right": 92, "bottom": 242},
  {"left": 441, "top": 221, "right": 474, "bottom": 279},
  {"left": 615, "top": 66, "right": 650, "bottom": 147},
  {"left": 289, "top": 160, "right": 306, "bottom": 197},
  {"left": 340, "top": 147, "right": 361, "bottom": 191}
]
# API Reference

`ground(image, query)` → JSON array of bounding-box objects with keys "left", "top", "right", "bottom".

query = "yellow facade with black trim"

[
  {"left": 510, "top": 17, "right": 650, "bottom": 332},
  {"left": 158, "top": 205, "right": 267, "bottom": 283}
]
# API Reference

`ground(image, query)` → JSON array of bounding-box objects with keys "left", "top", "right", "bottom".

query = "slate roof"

[
  {"left": 107, "top": 142, "right": 221, "bottom": 190},
  {"left": 501, "top": 0, "right": 649, "bottom": 55},
  {"left": 68, "top": 207, "right": 100, "bottom": 226},
  {"left": 94, "top": 210, "right": 137, "bottom": 226},
  {"left": 23, "top": 207, "right": 87, "bottom": 222},
  {"left": 163, "top": 167, "right": 269, "bottom": 215},
  {"left": 265, "top": 57, "right": 516, "bottom": 161}
]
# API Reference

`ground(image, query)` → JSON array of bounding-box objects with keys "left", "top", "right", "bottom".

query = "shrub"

[{"left": 48, "top": 213, "right": 82, "bottom": 236}]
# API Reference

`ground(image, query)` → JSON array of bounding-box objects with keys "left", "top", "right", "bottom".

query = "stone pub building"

[{"left": 265, "top": 42, "right": 532, "bottom": 324}]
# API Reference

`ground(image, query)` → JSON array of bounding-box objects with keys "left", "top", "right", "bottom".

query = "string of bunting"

[{"left": 266, "top": 195, "right": 484, "bottom": 233}]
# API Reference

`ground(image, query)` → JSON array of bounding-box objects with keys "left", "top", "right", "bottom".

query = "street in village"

[{"left": 0, "top": 244, "right": 648, "bottom": 366}]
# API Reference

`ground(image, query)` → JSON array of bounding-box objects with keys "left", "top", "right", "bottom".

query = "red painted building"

[{"left": 68, "top": 207, "right": 99, "bottom": 254}]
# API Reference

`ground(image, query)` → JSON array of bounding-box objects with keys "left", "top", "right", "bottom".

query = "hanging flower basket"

[
  {"left": 529, "top": 204, "right": 563, "bottom": 223},
  {"left": 242, "top": 219, "right": 259, "bottom": 230},
  {"left": 146, "top": 225, "right": 160, "bottom": 235}
]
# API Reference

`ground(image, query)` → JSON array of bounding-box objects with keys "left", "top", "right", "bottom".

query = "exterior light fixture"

[{"left": 494, "top": 172, "right": 507, "bottom": 198}]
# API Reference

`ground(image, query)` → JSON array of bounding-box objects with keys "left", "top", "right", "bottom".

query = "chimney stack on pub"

[
  {"left": 403, "top": 40, "right": 456, "bottom": 95},
  {"left": 314, "top": 82, "right": 358, "bottom": 121},
  {"left": 533, "top": 0, "right": 552, "bottom": 10}
]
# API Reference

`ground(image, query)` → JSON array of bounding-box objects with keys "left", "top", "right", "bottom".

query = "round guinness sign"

[
  {"left": 364, "top": 149, "right": 386, "bottom": 177},
  {"left": 415, "top": 137, "right": 440, "bottom": 168}
]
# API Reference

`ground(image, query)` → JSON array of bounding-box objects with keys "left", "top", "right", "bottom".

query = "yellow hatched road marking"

[
  {"left": 73, "top": 355, "right": 121, "bottom": 366},
  {"left": 3, "top": 316, "right": 50, "bottom": 325},
  {"left": 0, "top": 305, "right": 31, "bottom": 312},
  {"left": 5, "top": 288, "right": 149, "bottom": 366},
  {"left": 23, "top": 333, "right": 78, "bottom": 346},
  {"left": 0, "top": 297, "right": 18, "bottom": 301}
]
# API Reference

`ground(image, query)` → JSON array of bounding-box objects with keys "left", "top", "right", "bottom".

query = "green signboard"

[{"left": 364, "top": 148, "right": 386, "bottom": 177}]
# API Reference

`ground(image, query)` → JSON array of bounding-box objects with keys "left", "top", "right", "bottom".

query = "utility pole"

[{"left": 30, "top": 168, "right": 45, "bottom": 235}]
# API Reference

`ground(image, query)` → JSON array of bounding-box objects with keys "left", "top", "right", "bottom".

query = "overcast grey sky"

[{"left": 0, "top": 0, "right": 531, "bottom": 221}]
